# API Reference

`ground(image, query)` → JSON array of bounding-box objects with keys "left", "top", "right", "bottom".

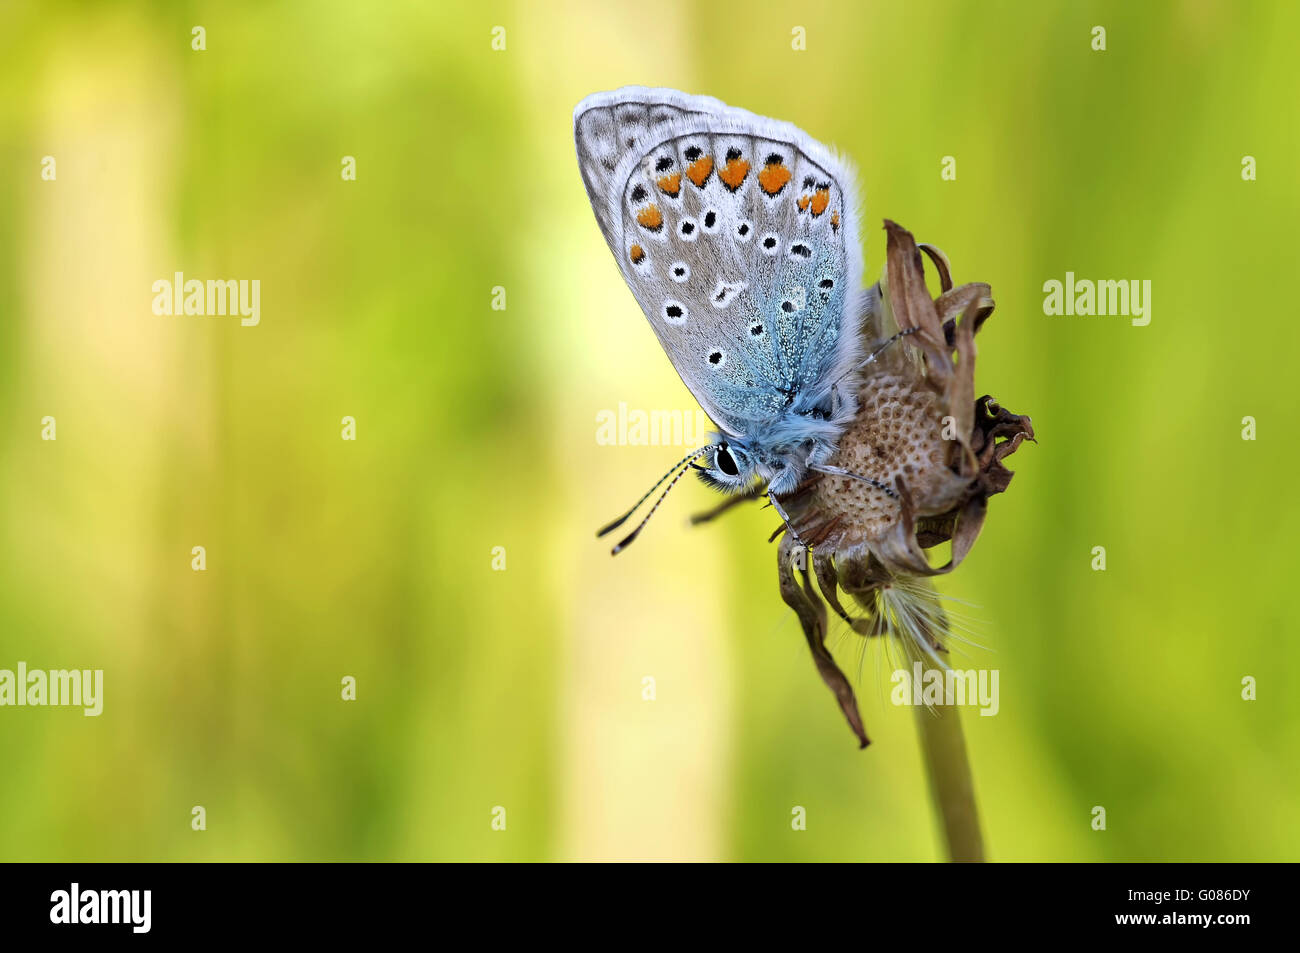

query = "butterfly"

[{"left": 575, "top": 87, "right": 905, "bottom": 554}]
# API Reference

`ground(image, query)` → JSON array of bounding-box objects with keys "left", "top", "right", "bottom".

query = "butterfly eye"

[
  {"left": 735, "top": 220, "right": 753, "bottom": 242},
  {"left": 706, "top": 349, "right": 726, "bottom": 368},
  {"left": 715, "top": 445, "right": 740, "bottom": 477},
  {"left": 702, "top": 209, "right": 719, "bottom": 232},
  {"left": 663, "top": 301, "right": 688, "bottom": 325},
  {"left": 669, "top": 262, "right": 690, "bottom": 283},
  {"left": 760, "top": 234, "right": 780, "bottom": 255},
  {"left": 678, "top": 218, "right": 698, "bottom": 242}
]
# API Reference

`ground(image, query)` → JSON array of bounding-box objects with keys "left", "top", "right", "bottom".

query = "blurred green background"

[{"left": 0, "top": 0, "right": 1295, "bottom": 861}]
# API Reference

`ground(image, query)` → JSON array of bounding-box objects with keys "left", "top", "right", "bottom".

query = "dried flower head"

[{"left": 776, "top": 221, "right": 1034, "bottom": 747}]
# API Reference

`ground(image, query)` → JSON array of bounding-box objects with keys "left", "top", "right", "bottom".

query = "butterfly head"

[
  {"left": 596, "top": 419, "right": 843, "bottom": 554},
  {"left": 691, "top": 440, "right": 759, "bottom": 493},
  {"left": 694, "top": 420, "right": 841, "bottom": 497}
]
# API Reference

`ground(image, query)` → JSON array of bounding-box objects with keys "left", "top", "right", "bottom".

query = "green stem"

[{"left": 913, "top": 601, "right": 985, "bottom": 862}]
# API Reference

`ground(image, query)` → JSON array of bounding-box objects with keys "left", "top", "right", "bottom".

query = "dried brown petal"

[
  {"left": 884, "top": 220, "right": 948, "bottom": 353},
  {"left": 777, "top": 535, "right": 870, "bottom": 748}
]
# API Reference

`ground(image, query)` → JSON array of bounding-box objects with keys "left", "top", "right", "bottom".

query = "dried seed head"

[
  {"left": 775, "top": 220, "right": 1035, "bottom": 745},
  {"left": 812, "top": 371, "right": 971, "bottom": 550}
]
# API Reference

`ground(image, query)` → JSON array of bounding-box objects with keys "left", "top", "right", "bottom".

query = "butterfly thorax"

[{"left": 706, "top": 369, "right": 859, "bottom": 496}]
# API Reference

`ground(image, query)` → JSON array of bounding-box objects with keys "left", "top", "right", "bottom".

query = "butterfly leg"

[
  {"left": 766, "top": 490, "right": 809, "bottom": 550},
  {"left": 858, "top": 326, "right": 921, "bottom": 370},
  {"left": 689, "top": 487, "right": 764, "bottom": 525},
  {"left": 810, "top": 464, "right": 900, "bottom": 500}
]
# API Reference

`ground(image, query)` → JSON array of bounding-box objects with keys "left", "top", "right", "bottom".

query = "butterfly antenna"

[
  {"left": 596, "top": 444, "right": 717, "bottom": 540},
  {"left": 606, "top": 446, "right": 716, "bottom": 555}
]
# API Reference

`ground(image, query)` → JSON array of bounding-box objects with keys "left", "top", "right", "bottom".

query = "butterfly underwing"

[{"left": 575, "top": 87, "right": 885, "bottom": 551}]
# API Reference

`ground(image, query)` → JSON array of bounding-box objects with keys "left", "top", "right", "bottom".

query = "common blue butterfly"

[{"left": 575, "top": 88, "right": 903, "bottom": 553}]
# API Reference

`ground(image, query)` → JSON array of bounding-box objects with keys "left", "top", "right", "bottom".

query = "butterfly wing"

[{"left": 574, "top": 87, "right": 865, "bottom": 438}]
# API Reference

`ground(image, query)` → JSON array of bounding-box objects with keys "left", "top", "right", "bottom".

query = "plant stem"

[{"left": 913, "top": 599, "right": 985, "bottom": 862}]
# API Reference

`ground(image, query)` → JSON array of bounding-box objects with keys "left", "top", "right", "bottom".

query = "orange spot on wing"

[
  {"left": 636, "top": 204, "right": 663, "bottom": 231},
  {"left": 758, "top": 161, "right": 792, "bottom": 195},
  {"left": 718, "top": 157, "right": 750, "bottom": 191},
  {"left": 830, "top": 210, "right": 840, "bottom": 231},
  {"left": 796, "top": 194, "right": 811, "bottom": 212},
  {"left": 629, "top": 244, "right": 645, "bottom": 264},
  {"left": 810, "top": 188, "right": 831, "bottom": 216},
  {"left": 686, "top": 155, "right": 713, "bottom": 187},
  {"left": 656, "top": 172, "right": 681, "bottom": 196}
]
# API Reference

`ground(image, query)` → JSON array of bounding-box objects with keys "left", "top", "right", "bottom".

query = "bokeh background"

[{"left": 0, "top": 0, "right": 1296, "bottom": 861}]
